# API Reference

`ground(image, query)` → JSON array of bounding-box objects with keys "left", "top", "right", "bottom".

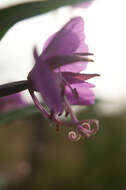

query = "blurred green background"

[{"left": 0, "top": 102, "right": 126, "bottom": 190}]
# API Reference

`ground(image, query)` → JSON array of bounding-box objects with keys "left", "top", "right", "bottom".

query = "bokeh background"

[{"left": 0, "top": 0, "right": 126, "bottom": 189}]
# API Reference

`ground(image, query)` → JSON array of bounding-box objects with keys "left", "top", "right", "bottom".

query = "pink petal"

[
  {"left": 62, "top": 72, "right": 99, "bottom": 83},
  {"left": 46, "top": 55, "right": 91, "bottom": 70},
  {"left": 42, "top": 17, "right": 88, "bottom": 73},
  {"left": 28, "top": 48, "right": 64, "bottom": 114},
  {"left": 42, "top": 33, "right": 57, "bottom": 52},
  {"left": 65, "top": 83, "right": 95, "bottom": 105}
]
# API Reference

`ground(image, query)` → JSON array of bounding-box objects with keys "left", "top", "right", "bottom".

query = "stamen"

[
  {"left": 65, "top": 111, "right": 69, "bottom": 117},
  {"left": 64, "top": 96, "right": 83, "bottom": 141},
  {"left": 78, "top": 123, "right": 91, "bottom": 139},
  {"left": 49, "top": 111, "right": 54, "bottom": 120},
  {"left": 28, "top": 89, "right": 82, "bottom": 128},
  {"left": 82, "top": 122, "right": 91, "bottom": 130},
  {"left": 58, "top": 112, "right": 62, "bottom": 116},
  {"left": 79, "top": 120, "right": 99, "bottom": 138},
  {"left": 28, "top": 89, "right": 99, "bottom": 141},
  {"left": 73, "top": 88, "right": 79, "bottom": 99},
  {"left": 64, "top": 96, "right": 79, "bottom": 123},
  {"left": 56, "top": 124, "right": 60, "bottom": 132},
  {"left": 57, "top": 70, "right": 66, "bottom": 99},
  {"left": 87, "top": 119, "right": 99, "bottom": 135},
  {"left": 61, "top": 85, "right": 65, "bottom": 97},
  {"left": 63, "top": 77, "right": 79, "bottom": 99},
  {"left": 64, "top": 97, "right": 99, "bottom": 141},
  {"left": 68, "top": 131, "right": 81, "bottom": 142},
  {"left": 29, "top": 89, "right": 51, "bottom": 119}
]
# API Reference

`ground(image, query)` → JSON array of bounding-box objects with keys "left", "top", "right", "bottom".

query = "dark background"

[{"left": 0, "top": 101, "right": 126, "bottom": 190}]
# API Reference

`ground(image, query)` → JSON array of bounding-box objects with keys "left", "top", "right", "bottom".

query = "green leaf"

[
  {"left": 0, "top": 105, "right": 39, "bottom": 126},
  {"left": 0, "top": 0, "right": 91, "bottom": 40}
]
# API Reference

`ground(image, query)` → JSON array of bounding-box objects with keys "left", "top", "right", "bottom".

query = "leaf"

[
  {"left": 0, "top": 105, "right": 39, "bottom": 126},
  {"left": 0, "top": 0, "right": 91, "bottom": 40}
]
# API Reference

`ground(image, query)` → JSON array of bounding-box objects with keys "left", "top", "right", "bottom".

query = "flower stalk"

[{"left": 0, "top": 80, "right": 28, "bottom": 97}]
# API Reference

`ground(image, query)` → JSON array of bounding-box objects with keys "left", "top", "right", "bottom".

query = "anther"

[
  {"left": 61, "top": 85, "right": 65, "bottom": 97},
  {"left": 49, "top": 111, "right": 54, "bottom": 120},
  {"left": 73, "top": 88, "right": 79, "bottom": 99},
  {"left": 56, "top": 124, "right": 60, "bottom": 132},
  {"left": 58, "top": 112, "right": 62, "bottom": 116},
  {"left": 65, "top": 111, "right": 69, "bottom": 117}
]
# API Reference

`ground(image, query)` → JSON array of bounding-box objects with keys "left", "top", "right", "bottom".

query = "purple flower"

[
  {"left": 28, "top": 17, "right": 99, "bottom": 141},
  {"left": 0, "top": 93, "right": 26, "bottom": 112}
]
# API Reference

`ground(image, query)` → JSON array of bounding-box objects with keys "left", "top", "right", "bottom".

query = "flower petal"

[
  {"left": 46, "top": 55, "right": 92, "bottom": 70},
  {"left": 28, "top": 49, "right": 64, "bottom": 114},
  {"left": 42, "top": 33, "right": 57, "bottom": 52},
  {"left": 42, "top": 17, "right": 88, "bottom": 72},
  {"left": 65, "top": 83, "right": 95, "bottom": 105},
  {"left": 62, "top": 72, "right": 99, "bottom": 84}
]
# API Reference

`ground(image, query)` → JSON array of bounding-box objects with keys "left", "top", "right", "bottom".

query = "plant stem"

[{"left": 0, "top": 80, "right": 28, "bottom": 97}]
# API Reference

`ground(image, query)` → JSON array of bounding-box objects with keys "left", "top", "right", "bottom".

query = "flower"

[
  {"left": 28, "top": 17, "right": 99, "bottom": 141},
  {"left": 0, "top": 93, "right": 26, "bottom": 112}
]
